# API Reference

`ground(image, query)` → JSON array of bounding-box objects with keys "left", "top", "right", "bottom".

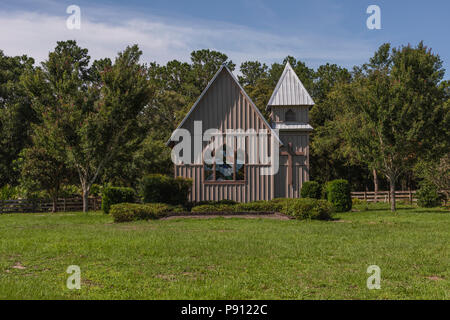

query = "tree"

[
  {"left": 100, "top": 134, "right": 172, "bottom": 188},
  {"left": 190, "top": 49, "right": 235, "bottom": 91},
  {"left": 18, "top": 125, "right": 74, "bottom": 212},
  {"left": 415, "top": 154, "right": 450, "bottom": 202},
  {"left": 238, "top": 61, "right": 268, "bottom": 87},
  {"left": 23, "top": 41, "right": 153, "bottom": 212},
  {"left": 0, "top": 51, "right": 36, "bottom": 186},
  {"left": 341, "top": 42, "right": 448, "bottom": 211}
]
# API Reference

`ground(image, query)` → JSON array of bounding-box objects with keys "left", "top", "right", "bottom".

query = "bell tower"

[{"left": 267, "top": 62, "right": 314, "bottom": 198}]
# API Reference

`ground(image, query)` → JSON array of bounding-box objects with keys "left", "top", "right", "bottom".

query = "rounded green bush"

[
  {"left": 416, "top": 183, "right": 442, "bottom": 208},
  {"left": 101, "top": 187, "right": 135, "bottom": 214},
  {"left": 235, "top": 200, "right": 283, "bottom": 212},
  {"left": 326, "top": 179, "right": 352, "bottom": 212},
  {"left": 300, "top": 181, "right": 322, "bottom": 199},
  {"left": 139, "top": 174, "right": 192, "bottom": 206},
  {"left": 110, "top": 203, "right": 182, "bottom": 222},
  {"left": 281, "top": 198, "right": 334, "bottom": 220}
]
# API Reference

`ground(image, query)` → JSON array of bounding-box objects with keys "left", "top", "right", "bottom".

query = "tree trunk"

[
  {"left": 82, "top": 187, "right": 89, "bottom": 213},
  {"left": 389, "top": 178, "right": 396, "bottom": 212},
  {"left": 52, "top": 196, "right": 57, "bottom": 213},
  {"left": 373, "top": 169, "right": 378, "bottom": 203}
]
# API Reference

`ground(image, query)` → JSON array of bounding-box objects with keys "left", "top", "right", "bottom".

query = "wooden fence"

[
  {"left": 0, "top": 197, "right": 102, "bottom": 213},
  {"left": 351, "top": 190, "right": 417, "bottom": 203}
]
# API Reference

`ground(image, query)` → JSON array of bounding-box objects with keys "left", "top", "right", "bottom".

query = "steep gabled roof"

[
  {"left": 267, "top": 62, "right": 314, "bottom": 108},
  {"left": 166, "top": 64, "right": 282, "bottom": 146}
]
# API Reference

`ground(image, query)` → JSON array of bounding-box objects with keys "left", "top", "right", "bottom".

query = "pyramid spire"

[{"left": 267, "top": 62, "right": 314, "bottom": 108}]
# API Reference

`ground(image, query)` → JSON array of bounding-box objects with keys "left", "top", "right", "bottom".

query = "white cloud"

[{"left": 0, "top": 10, "right": 374, "bottom": 69}]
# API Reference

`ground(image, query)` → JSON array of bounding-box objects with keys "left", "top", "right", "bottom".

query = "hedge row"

[
  {"left": 110, "top": 198, "right": 335, "bottom": 223},
  {"left": 191, "top": 198, "right": 334, "bottom": 220},
  {"left": 110, "top": 203, "right": 184, "bottom": 222}
]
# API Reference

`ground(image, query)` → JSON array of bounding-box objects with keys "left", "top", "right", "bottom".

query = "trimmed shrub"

[
  {"left": 191, "top": 204, "right": 236, "bottom": 213},
  {"left": 417, "top": 183, "right": 442, "bottom": 208},
  {"left": 102, "top": 187, "right": 135, "bottom": 214},
  {"left": 191, "top": 200, "right": 283, "bottom": 213},
  {"left": 139, "top": 174, "right": 192, "bottom": 206},
  {"left": 235, "top": 200, "right": 283, "bottom": 212},
  {"left": 326, "top": 179, "right": 352, "bottom": 212},
  {"left": 110, "top": 203, "right": 183, "bottom": 223},
  {"left": 300, "top": 181, "right": 322, "bottom": 199},
  {"left": 185, "top": 199, "right": 237, "bottom": 211},
  {"left": 281, "top": 198, "right": 334, "bottom": 220}
]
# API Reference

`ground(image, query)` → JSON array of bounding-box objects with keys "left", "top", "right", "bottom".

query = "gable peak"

[{"left": 267, "top": 62, "right": 314, "bottom": 108}]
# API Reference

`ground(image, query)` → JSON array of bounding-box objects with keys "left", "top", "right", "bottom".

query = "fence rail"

[
  {"left": 0, "top": 197, "right": 102, "bottom": 213},
  {"left": 351, "top": 190, "right": 417, "bottom": 203}
]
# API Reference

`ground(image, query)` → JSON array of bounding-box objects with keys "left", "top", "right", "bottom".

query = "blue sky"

[{"left": 1, "top": 0, "right": 449, "bottom": 77}]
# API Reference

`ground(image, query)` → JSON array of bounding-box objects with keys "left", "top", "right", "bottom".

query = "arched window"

[
  {"left": 203, "top": 140, "right": 246, "bottom": 183},
  {"left": 285, "top": 109, "right": 296, "bottom": 122}
]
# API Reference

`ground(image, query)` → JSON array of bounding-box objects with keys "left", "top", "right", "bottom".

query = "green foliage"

[
  {"left": 89, "top": 184, "right": 102, "bottom": 197},
  {"left": 300, "top": 181, "right": 322, "bottom": 199},
  {"left": 58, "top": 185, "right": 81, "bottom": 198},
  {"left": 416, "top": 183, "right": 442, "bottom": 208},
  {"left": 17, "top": 143, "right": 74, "bottom": 211},
  {"left": 0, "top": 185, "right": 19, "bottom": 200},
  {"left": 326, "top": 179, "right": 352, "bottom": 212},
  {"left": 191, "top": 49, "right": 235, "bottom": 90},
  {"left": 190, "top": 198, "right": 333, "bottom": 220},
  {"left": 191, "top": 204, "right": 236, "bottom": 213},
  {"left": 22, "top": 40, "right": 154, "bottom": 212},
  {"left": 139, "top": 174, "right": 192, "bottom": 206},
  {"left": 101, "top": 187, "right": 135, "bottom": 214},
  {"left": 282, "top": 198, "right": 334, "bottom": 220},
  {"left": 235, "top": 200, "right": 283, "bottom": 212},
  {"left": 191, "top": 200, "right": 282, "bottom": 213},
  {"left": 414, "top": 154, "right": 449, "bottom": 203},
  {"left": 110, "top": 203, "right": 182, "bottom": 223},
  {"left": 0, "top": 51, "right": 36, "bottom": 186}
]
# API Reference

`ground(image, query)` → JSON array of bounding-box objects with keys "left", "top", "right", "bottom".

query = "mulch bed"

[{"left": 161, "top": 211, "right": 293, "bottom": 220}]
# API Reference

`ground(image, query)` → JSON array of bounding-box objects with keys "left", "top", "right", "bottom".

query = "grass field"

[{"left": 0, "top": 204, "right": 448, "bottom": 299}]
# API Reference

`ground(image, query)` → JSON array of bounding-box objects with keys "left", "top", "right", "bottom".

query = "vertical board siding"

[{"left": 174, "top": 69, "right": 275, "bottom": 203}]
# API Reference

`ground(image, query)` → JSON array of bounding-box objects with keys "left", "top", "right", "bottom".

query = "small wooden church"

[{"left": 168, "top": 62, "right": 314, "bottom": 202}]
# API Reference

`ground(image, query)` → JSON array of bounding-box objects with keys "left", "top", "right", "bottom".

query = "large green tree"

[
  {"left": 18, "top": 125, "right": 74, "bottom": 212},
  {"left": 0, "top": 51, "right": 36, "bottom": 186},
  {"left": 341, "top": 43, "right": 448, "bottom": 211},
  {"left": 23, "top": 41, "right": 153, "bottom": 211}
]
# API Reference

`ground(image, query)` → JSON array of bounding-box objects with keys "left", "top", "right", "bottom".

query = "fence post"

[
  {"left": 409, "top": 189, "right": 412, "bottom": 205},
  {"left": 364, "top": 190, "right": 367, "bottom": 201}
]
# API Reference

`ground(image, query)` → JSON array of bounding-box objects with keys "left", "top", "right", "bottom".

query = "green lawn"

[{"left": 0, "top": 205, "right": 448, "bottom": 299}]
